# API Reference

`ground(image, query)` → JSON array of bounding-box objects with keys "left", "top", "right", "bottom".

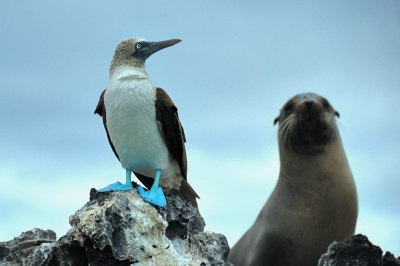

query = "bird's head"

[{"left": 109, "top": 37, "right": 181, "bottom": 78}]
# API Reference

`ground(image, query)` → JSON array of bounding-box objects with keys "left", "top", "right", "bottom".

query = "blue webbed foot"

[
  {"left": 98, "top": 169, "right": 134, "bottom": 192},
  {"left": 138, "top": 186, "right": 166, "bottom": 207},
  {"left": 98, "top": 181, "right": 133, "bottom": 192},
  {"left": 137, "top": 169, "right": 166, "bottom": 207}
]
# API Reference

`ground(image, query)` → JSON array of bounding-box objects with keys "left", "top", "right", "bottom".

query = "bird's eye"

[{"left": 136, "top": 44, "right": 141, "bottom": 49}]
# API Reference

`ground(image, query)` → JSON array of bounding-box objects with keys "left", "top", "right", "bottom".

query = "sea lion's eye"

[
  {"left": 322, "top": 100, "right": 330, "bottom": 109},
  {"left": 136, "top": 43, "right": 141, "bottom": 49},
  {"left": 284, "top": 103, "right": 294, "bottom": 112}
]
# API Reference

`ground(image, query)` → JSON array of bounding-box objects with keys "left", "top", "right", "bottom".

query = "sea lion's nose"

[{"left": 305, "top": 101, "right": 313, "bottom": 109}]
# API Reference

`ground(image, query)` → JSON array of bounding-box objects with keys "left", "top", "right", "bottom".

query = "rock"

[
  {"left": 71, "top": 189, "right": 232, "bottom": 265},
  {"left": 383, "top": 252, "right": 400, "bottom": 266},
  {"left": 53, "top": 228, "right": 88, "bottom": 266},
  {"left": 0, "top": 228, "right": 58, "bottom": 266},
  {"left": 1, "top": 188, "right": 233, "bottom": 266},
  {"left": 318, "top": 234, "right": 400, "bottom": 266}
]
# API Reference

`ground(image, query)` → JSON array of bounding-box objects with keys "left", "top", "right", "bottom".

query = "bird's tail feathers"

[{"left": 177, "top": 179, "right": 199, "bottom": 209}]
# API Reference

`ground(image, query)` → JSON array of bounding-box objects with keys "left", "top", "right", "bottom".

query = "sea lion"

[{"left": 228, "top": 93, "right": 358, "bottom": 266}]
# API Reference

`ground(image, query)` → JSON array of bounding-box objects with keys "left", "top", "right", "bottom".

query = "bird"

[{"left": 94, "top": 37, "right": 199, "bottom": 208}]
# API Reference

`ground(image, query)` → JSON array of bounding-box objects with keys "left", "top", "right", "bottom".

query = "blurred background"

[{"left": 1, "top": 0, "right": 399, "bottom": 255}]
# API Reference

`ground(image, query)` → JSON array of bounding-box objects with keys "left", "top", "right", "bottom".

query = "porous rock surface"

[
  {"left": 318, "top": 234, "right": 400, "bottom": 266},
  {"left": 0, "top": 188, "right": 233, "bottom": 266},
  {"left": 0, "top": 227, "right": 88, "bottom": 266}
]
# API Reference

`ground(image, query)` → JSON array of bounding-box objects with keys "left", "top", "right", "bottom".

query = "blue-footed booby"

[{"left": 94, "top": 37, "right": 199, "bottom": 208}]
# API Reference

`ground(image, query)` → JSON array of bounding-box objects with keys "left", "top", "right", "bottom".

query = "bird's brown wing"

[
  {"left": 150, "top": 87, "right": 199, "bottom": 208},
  {"left": 94, "top": 89, "right": 120, "bottom": 161}
]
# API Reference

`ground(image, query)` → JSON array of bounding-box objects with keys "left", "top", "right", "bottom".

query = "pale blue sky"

[{"left": 1, "top": 0, "right": 399, "bottom": 256}]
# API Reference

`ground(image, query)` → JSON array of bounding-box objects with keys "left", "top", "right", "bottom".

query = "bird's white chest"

[{"left": 104, "top": 76, "right": 170, "bottom": 176}]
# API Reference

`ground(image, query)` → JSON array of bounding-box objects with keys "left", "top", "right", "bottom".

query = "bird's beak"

[
  {"left": 134, "top": 39, "right": 181, "bottom": 61},
  {"left": 149, "top": 39, "right": 182, "bottom": 54}
]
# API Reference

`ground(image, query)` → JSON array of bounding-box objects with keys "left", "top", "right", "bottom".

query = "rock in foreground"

[
  {"left": 0, "top": 188, "right": 232, "bottom": 266},
  {"left": 318, "top": 234, "right": 400, "bottom": 266}
]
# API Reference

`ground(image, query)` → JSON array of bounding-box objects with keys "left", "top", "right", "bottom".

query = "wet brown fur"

[{"left": 228, "top": 93, "right": 358, "bottom": 266}]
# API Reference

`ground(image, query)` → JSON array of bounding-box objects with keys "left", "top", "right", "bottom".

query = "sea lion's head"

[{"left": 274, "top": 93, "right": 340, "bottom": 155}]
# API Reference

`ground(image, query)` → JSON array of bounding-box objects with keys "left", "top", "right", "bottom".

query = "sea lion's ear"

[
  {"left": 274, "top": 116, "right": 280, "bottom": 125},
  {"left": 334, "top": 111, "right": 340, "bottom": 118}
]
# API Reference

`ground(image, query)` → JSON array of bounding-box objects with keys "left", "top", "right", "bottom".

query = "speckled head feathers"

[
  {"left": 109, "top": 38, "right": 147, "bottom": 78},
  {"left": 109, "top": 37, "right": 181, "bottom": 78}
]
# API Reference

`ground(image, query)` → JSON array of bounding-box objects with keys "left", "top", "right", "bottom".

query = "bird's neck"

[{"left": 110, "top": 66, "right": 151, "bottom": 82}]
